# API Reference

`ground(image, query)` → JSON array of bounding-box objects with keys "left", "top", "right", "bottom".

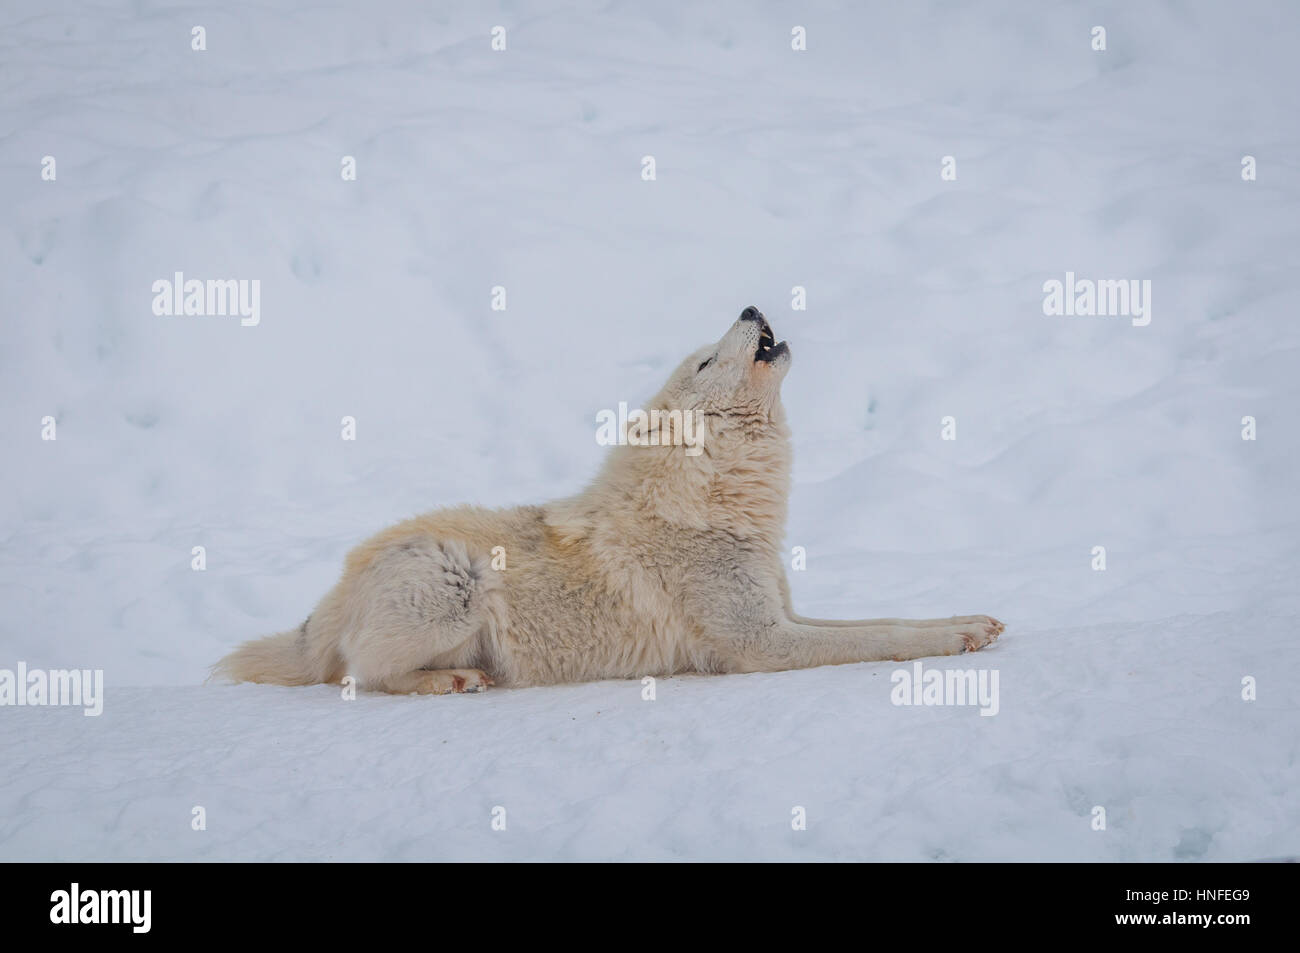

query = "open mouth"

[{"left": 753, "top": 318, "right": 788, "bottom": 363}]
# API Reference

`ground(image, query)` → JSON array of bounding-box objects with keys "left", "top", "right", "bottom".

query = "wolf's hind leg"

[
  {"left": 340, "top": 538, "right": 501, "bottom": 693},
  {"left": 371, "top": 669, "right": 494, "bottom": 695}
]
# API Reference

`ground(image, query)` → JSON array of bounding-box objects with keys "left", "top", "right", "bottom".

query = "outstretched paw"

[{"left": 960, "top": 616, "right": 1002, "bottom": 652}]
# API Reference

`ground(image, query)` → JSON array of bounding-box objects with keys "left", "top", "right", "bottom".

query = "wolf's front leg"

[
  {"left": 775, "top": 573, "right": 1003, "bottom": 632},
  {"left": 787, "top": 612, "right": 1004, "bottom": 630},
  {"left": 716, "top": 618, "right": 1000, "bottom": 673},
  {"left": 694, "top": 578, "right": 1001, "bottom": 674},
  {"left": 785, "top": 608, "right": 998, "bottom": 631}
]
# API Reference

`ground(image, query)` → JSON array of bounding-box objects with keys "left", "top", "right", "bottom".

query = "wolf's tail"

[{"left": 211, "top": 624, "right": 322, "bottom": 686}]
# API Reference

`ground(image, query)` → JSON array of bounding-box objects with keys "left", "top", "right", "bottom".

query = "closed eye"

[{"left": 697, "top": 356, "right": 715, "bottom": 373}]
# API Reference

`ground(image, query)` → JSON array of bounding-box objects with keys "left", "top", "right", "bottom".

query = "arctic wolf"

[{"left": 215, "top": 307, "right": 1002, "bottom": 694}]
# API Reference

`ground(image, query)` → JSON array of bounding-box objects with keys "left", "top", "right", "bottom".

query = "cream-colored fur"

[{"left": 214, "top": 308, "right": 1002, "bottom": 694}]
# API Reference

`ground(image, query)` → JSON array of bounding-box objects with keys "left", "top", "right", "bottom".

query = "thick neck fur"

[{"left": 547, "top": 400, "right": 792, "bottom": 553}]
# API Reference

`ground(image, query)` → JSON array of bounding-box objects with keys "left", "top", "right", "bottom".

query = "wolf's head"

[
  {"left": 550, "top": 305, "right": 793, "bottom": 541},
  {"left": 657, "top": 306, "right": 792, "bottom": 421}
]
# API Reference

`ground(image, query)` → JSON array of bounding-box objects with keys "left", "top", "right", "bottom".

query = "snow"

[{"left": 2, "top": 0, "right": 1298, "bottom": 861}]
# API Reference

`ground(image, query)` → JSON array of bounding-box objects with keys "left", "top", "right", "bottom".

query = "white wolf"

[{"left": 215, "top": 307, "right": 1002, "bottom": 694}]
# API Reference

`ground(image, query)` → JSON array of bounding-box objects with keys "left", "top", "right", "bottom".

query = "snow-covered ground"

[{"left": 2, "top": 1, "right": 1297, "bottom": 861}]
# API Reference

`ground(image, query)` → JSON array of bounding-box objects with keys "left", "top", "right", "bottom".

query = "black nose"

[{"left": 739, "top": 306, "right": 763, "bottom": 322}]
